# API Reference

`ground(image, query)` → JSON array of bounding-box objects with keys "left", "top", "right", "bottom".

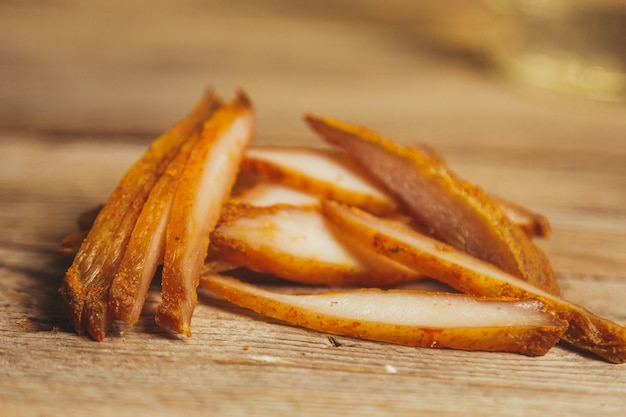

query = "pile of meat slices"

[{"left": 57, "top": 89, "right": 626, "bottom": 363}]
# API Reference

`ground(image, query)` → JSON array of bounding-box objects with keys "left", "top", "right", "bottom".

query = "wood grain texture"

[{"left": 1, "top": 1, "right": 625, "bottom": 416}]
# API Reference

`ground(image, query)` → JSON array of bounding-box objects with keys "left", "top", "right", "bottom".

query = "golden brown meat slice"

[
  {"left": 305, "top": 114, "right": 559, "bottom": 295},
  {"left": 243, "top": 146, "right": 398, "bottom": 215},
  {"left": 108, "top": 132, "right": 201, "bottom": 325},
  {"left": 201, "top": 274, "right": 566, "bottom": 356},
  {"left": 156, "top": 91, "right": 255, "bottom": 336},
  {"left": 59, "top": 90, "right": 221, "bottom": 340},
  {"left": 410, "top": 142, "right": 551, "bottom": 239},
  {"left": 209, "top": 203, "right": 422, "bottom": 287},
  {"left": 489, "top": 194, "right": 551, "bottom": 239},
  {"left": 233, "top": 181, "right": 321, "bottom": 208},
  {"left": 321, "top": 200, "right": 626, "bottom": 363}
]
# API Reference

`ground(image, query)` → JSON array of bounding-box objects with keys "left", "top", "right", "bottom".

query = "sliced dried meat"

[
  {"left": 306, "top": 114, "right": 559, "bottom": 295},
  {"left": 321, "top": 200, "right": 626, "bottom": 363},
  {"left": 156, "top": 91, "right": 255, "bottom": 336},
  {"left": 243, "top": 146, "right": 398, "bottom": 215},
  {"left": 109, "top": 132, "right": 201, "bottom": 325},
  {"left": 201, "top": 274, "right": 566, "bottom": 356},
  {"left": 59, "top": 90, "right": 221, "bottom": 340},
  {"left": 210, "top": 203, "right": 422, "bottom": 287}
]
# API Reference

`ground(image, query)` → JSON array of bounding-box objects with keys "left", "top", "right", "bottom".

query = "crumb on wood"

[{"left": 327, "top": 335, "right": 342, "bottom": 348}]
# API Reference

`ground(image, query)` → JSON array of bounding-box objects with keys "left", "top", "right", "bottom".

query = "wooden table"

[{"left": 2, "top": 2, "right": 625, "bottom": 416}]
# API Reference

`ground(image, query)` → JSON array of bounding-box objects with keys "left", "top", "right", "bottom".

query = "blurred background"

[{"left": 1, "top": 0, "right": 625, "bottom": 145}]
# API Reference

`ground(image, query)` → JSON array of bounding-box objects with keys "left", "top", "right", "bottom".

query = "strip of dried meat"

[
  {"left": 490, "top": 194, "right": 551, "bottom": 239},
  {"left": 234, "top": 181, "right": 320, "bottom": 208},
  {"left": 305, "top": 114, "right": 559, "bottom": 295},
  {"left": 321, "top": 200, "right": 626, "bottom": 363},
  {"left": 243, "top": 146, "right": 397, "bottom": 215},
  {"left": 201, "top": 274, "right": 566, "bottom": 356},
  {"left": 59, "top": 90, "right": 221, "bottom": 340},
  {"left": 209, "top": 203, "right": 422, "bottom": 286},
  {"left": 109, "top": 132, "right": 202, "bottom": 325},
  {"left": 156, "top": 91, "right": 254, "bottom": 336}
]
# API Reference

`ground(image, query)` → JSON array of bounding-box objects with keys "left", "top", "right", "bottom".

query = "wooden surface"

[{"left": 1, "top": 1, "right": 625, "bottom": 416}]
